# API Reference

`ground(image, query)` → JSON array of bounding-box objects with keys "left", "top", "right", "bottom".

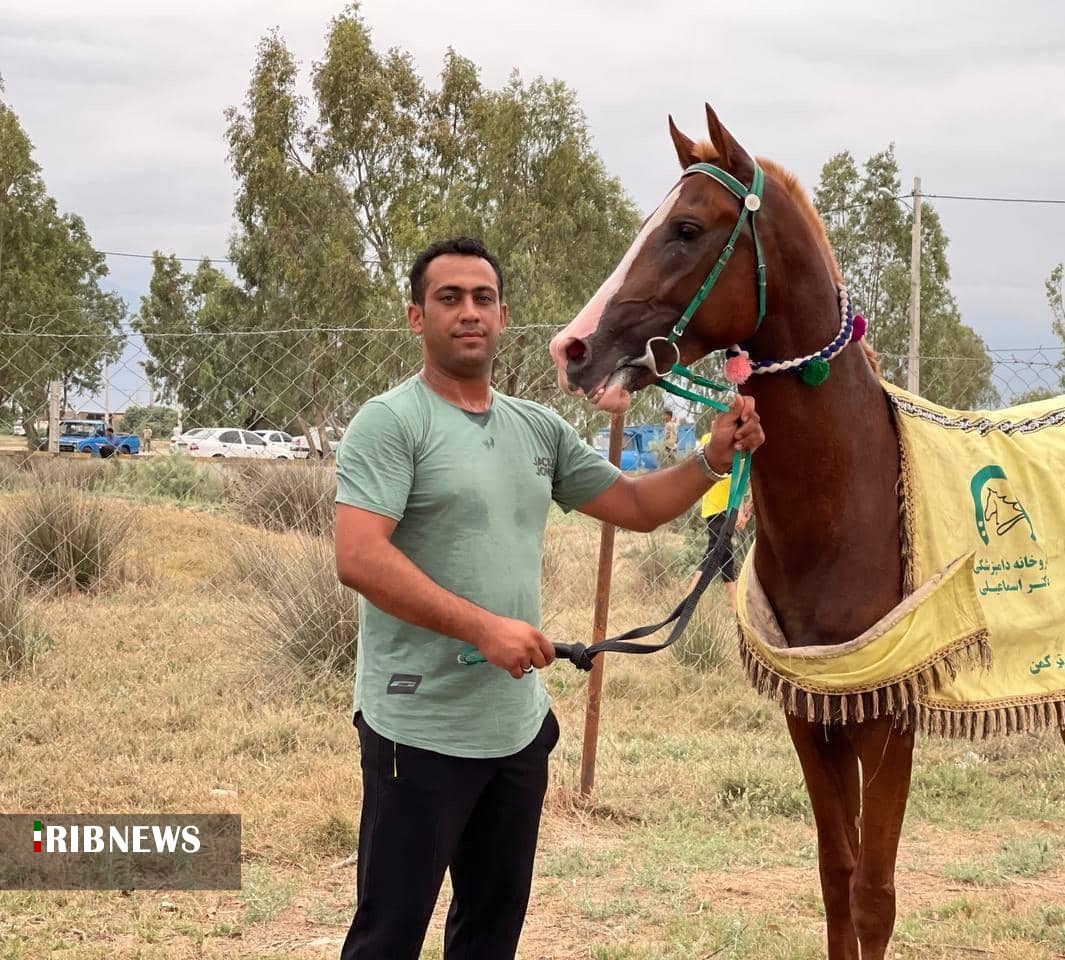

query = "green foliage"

[
  {"left": 117, "top": 404, "right": 180, "bottom": 439},
  {"left": 135, "top": 9, "right": 640, "bottom": 433},
  {"left": 814, "top": 147, "right": 997, "bottom": 408},
  {"left": 113, "top": 454, "right": 224, "bottom": 504},
  {"left": 1047, "top": 261, "right": 1065, "bottom": 390},
  {"left": 0, "top": 91, "right": 126, "bottom": 444}
]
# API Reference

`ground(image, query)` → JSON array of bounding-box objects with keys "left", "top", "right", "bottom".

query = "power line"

[
  {"left": 921, "top": 193, "right": 1065, "bottom": 205},
  {"left": 818, "top": 191, "right": 1065, "bottom": 217},
  {"left": 99, "top": 250, "right": 385, "bottom": 265},
  {"left": 95, "top": 189, "right": 1064, "bottom": 263},
  {"left": 99, "top": 251, "right": 233, "bottom": 264}
]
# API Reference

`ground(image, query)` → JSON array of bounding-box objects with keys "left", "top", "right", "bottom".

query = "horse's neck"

[{"left": 745, "top": 310, "right": 904, "bottom": 648}]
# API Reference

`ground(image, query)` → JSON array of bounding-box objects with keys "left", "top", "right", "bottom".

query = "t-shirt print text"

[{"left": 533, "top": 455, "right": 554, "bottom": 477}]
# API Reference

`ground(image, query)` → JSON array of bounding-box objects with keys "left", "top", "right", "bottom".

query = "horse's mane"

[{"left": 691, "top": 142, "right": 881, "bottom": 374}]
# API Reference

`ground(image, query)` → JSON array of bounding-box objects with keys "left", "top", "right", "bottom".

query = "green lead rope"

[
  {"left": 458, "top": 376, "right": 754, "bottom": 671},
  {"left": 459, "top": 161, "right": 768, "bottom": 669}
]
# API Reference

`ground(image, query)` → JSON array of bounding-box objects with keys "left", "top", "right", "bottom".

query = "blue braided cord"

[{"left": 749, "top": 297, "right": 854, "bottom": 373}]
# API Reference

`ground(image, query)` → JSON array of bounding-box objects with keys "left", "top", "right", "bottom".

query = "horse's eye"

[{"left": 675, "top": 222, "right": 702, "bottom": 241}]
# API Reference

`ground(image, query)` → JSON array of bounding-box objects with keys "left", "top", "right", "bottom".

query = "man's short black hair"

[{"left": 409, "top": 237, "right": 504, "bottom": 306}]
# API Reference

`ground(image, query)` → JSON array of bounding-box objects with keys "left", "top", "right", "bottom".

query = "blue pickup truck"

[
  {"left": 592, "top": 423, "right": 697, "bottom": 471},
  {"left": 38, "top": 420, "right": 140, "bottom": 455}
]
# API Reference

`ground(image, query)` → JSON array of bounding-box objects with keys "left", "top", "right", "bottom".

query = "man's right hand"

[{"left": 473, "top": 617, "right": 556, "bottom": 679}]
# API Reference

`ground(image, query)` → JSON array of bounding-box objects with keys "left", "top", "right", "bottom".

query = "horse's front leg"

[
  {"left": 786, "top": 714, "right": 861, "bottom": 960},
  {"left": 849, "top": 716, "right": 915, "bottom": 960}
]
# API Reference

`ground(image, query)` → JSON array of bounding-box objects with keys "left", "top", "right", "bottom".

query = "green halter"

[
  {"left": 455, "top": 165, "right": 764, "bottom": 671},
  {"left": 671, "top": 161, "right": 767, "bottom": 341},
  {"left": 649, "top": 161, "right": 766, "bottom": 514},
  {"left": 646, "top": 160, "right": 767, "bottom": 416}
]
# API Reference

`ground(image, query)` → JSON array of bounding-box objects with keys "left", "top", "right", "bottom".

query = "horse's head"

[{"left": 550, "top": 104, "right": 767, "bottom": 413}]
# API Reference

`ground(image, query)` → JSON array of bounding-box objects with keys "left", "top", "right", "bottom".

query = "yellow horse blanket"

[{"left": 737, "top": 381, "right": 1065, "bottom": 738}]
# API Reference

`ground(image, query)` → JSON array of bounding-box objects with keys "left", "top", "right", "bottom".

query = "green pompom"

[{"left": 799, "top": 358, "right": 831, "bottom": 386}]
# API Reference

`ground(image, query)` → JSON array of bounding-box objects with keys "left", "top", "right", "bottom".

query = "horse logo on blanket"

[{"left": 970, "top": 465, "right": 1036, "bottom": 545}]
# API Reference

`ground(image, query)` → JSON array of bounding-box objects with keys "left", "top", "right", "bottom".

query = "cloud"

[{"left": 2, "top": 0, "right": 1063, "bottom": 358}]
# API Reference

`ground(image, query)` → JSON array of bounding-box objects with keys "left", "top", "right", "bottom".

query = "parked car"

[
  {"left": 169, "top": 428, "right": 277, "bottom": 459},
  {"left": 253, "top": 429, "right": 297, "bottom": 459},
  {"left": 291, "top": 426, "right": 341, "bottom": 459},
  {"left": 592, "top": 423, "right": 697, "bottom": 472},
  {"left": 37, "top": 420, "right": 140, "bottom": 455}
]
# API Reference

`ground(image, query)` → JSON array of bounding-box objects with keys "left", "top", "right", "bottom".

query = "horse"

[{"left": 548, "top": 103, "right": 1065, "bottom": 960}]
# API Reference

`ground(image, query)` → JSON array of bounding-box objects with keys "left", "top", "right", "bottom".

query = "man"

[
  {"left": 661, "top": 408, "right": 679, "bottom": 464},
  {"left": 142, "top": 424, "right": 153, "bottom": 453},
  {"left": 334, "top": 237, "right": 764, "bottom": 960},
  {"left": 97, "top": 426, "right": 117, "bottom": 459},
  {"left": 688, "top": 425, "right": 753, "bottom": 609}
]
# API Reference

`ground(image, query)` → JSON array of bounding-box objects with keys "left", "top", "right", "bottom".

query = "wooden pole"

[
  {"left": 907, "top": 176, "right": 922, "bottom": 394},
  {"left": 47, "top": 380, "right": 61, "bottom": 454},
  {"left": 579, "top": 412, "right": 625, "bottom": 797}
]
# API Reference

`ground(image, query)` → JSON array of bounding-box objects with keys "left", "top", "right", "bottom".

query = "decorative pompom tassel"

[
  {"left": 724, "top": 348, "right": 752, "bottom": 384},
  {"left": 799, "top": 357, "right": 831, "bottom": 386},
  {"left": 851, "top": 314, "right": 867, "bottom": 342}
]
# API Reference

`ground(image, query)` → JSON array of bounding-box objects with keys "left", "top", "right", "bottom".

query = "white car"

[
  {"left": 170, "top": 428, "right": 277, "bottom": 459},
  {"left": 253, "top": 430, "right": 297, "bottom": 459},
  {"left": 291, "top": 426, "right": 341, "bottom": 459}
]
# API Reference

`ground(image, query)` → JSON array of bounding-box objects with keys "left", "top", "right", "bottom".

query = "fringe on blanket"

[
  {"left": 917, "top": 699, "right": 1065, "bottom": 740},
  {"left": 737, "top": 626, "right": 992, "bottom": 729}
]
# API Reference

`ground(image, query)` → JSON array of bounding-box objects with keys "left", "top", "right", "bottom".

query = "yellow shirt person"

[
  {"left": 692, "top": 431, "right": 751, "bottom": 609},
  {"left": 699, "top": 432, "right": 731, "bottom": 517}
]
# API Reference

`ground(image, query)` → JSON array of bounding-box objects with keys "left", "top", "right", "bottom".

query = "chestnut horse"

[{"left": 549, "top": 104, "right": 1065, "bottom": 960}]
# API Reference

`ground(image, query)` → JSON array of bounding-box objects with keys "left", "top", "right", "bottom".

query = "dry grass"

[
  {"left": 23, "top": 454, "right": 122, "bottom": 491},
  {"left": 1, "top": 486, "right": 139, "bottom": 593},
  {"left": 232, "top": 530, "right": 358, "bottom": 679},
  {"left": 226, "top": 461, "right": 335, "bottom": 536},
  {"left": 0, "top": 497, "right": 1062, "bottom": 959},
  {"left": 0, "top": 544, "right": 51, "bottom": 679}
]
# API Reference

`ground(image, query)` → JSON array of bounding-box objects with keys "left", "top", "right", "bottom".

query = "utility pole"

[
  {"left": 907, "top": 176, "right": 922, "bottom": 394},
  {"left": 47, "top": 380, "right": 61, "bottom": 454},
  {"left": 104, "top": 360, "right": 112, "bottom": 427}
]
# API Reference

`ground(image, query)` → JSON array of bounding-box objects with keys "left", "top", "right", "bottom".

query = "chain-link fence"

[
  {"left": 1, "top": 323, "right": 1063, "bottom": 951},
  {"left": 1, "top": 325, "right": 1063, "bottom": 702}
]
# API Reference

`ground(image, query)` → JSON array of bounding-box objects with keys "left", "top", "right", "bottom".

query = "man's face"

[{"left": 408, "top": 254, "right": 507, "bottom": 378}]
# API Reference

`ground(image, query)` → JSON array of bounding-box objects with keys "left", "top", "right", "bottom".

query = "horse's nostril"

[{"left": 565, "top": 338, "right": 588, "bottom": 364}]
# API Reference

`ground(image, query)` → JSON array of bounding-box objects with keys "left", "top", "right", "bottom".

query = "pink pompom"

[
  {"left": 724, "top": 350, "right": 752, "bottom": 385},
  {"left": 851, "top": 314, "right": 867, "bottom": 342}
]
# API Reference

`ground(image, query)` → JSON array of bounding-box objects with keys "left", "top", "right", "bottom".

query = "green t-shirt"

[{"left": 335, "top": 376, "right": 620, "bottom": 758}]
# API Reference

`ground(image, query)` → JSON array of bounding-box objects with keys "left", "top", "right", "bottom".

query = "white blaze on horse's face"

[{"left": 549, "top": 185, "right": 683, "bottom": 412}]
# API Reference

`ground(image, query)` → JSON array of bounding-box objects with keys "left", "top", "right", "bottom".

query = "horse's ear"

[
  {"left": 668, "top": 115, "right": 699, "bottom": 169},
  {"left": 704, "top": 103, "right": 753, "bottom": 175}
]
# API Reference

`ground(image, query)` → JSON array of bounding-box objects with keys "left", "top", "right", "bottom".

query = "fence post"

[
  {"left": 47, "top": 380, "right": 61, "bottom": 454},
  {"left": 579, "top": 412, "right": 625, "bottom": 797},
  {"left": 907, "top": 176, "right": 922, "bottom": 394}
]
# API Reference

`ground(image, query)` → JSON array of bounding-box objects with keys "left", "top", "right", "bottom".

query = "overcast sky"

[{"left": 3, "top": 0, "right": 1064, "bottom": 379}]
